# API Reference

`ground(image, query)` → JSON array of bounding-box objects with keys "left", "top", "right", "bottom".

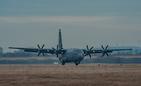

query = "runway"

[
  {"left": 0, "top": 64, "right": 141, "bottom": 86},
  {"left": 0, "top": 56, "right": 141, "bottom": 64}
]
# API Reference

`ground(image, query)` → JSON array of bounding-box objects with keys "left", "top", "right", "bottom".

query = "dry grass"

[{"left": 0, "top": 64, "right": 140, "bottom": 86}]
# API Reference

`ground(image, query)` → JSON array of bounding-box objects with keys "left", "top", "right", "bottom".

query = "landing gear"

[
  {"left": 75, "top": 61, "right": 80, "bottom": 66},
  {"left": 61, "top": 61, "right": 65, "bottom": 65},
  {"left": 75, "top": 63, "right": 79, "bottom": 66},
  {"left": 59, "top": 59, "right": 65, "bottom": 65}
]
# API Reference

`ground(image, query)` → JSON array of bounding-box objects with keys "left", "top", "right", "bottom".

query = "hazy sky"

[{"left": 0, "top": 0, "right": 141, "bottom": 52}]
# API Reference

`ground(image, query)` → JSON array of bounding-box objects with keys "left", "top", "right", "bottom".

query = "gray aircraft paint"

[
  {"left": 9, "top": 29, "right": 132, "bottom": 65},
  {"left": 58, "top": 48, "right": 84, "bottom": 64},
  {"left": 57, "top": 29, "right": 85, "bottom": 65}
]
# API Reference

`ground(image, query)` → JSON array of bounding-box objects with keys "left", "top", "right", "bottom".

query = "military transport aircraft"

[{"left": 9, "top": 29, "right": 132, "bottom": 65}]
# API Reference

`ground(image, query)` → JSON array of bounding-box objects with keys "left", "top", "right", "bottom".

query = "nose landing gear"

[
  {"left": 61, "top": 61, "right": 65, "bottom": 65},
  {"left": 75, "top": 61, "right": 80, "bottom": 66}
]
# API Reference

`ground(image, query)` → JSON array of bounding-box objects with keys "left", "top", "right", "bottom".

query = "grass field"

[{"left": 0, "top": 64, "right": 141, "bottom": 86}]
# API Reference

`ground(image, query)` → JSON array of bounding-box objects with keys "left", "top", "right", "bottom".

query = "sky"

[{"left": 0, "top": 0, "right": 141, "bottom": 52}]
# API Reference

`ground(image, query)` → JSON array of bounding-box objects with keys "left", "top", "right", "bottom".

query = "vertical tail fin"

[{"left": 58, "top": 29, "right": 63, "bottom": 49}]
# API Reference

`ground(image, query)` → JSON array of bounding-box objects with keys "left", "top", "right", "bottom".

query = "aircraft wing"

[
  {"left": 93, "top": 48, "right": 132, "bottom": 53},
  {"left": 82, "top": 45, "right": 132, "bottom": 58},
  {"left": 108, "top": 48, "right": 132, "bottom": 51},
  {"left": 9, "top": 47, "right": 45, "bottom": 52},
  {"left": 8, "top": 46, "right": 56, "bottom": 56},
  {"left": 93, "top": 48, "right": 132, "bottom": 57},
  {"left": 8, "top": 46, "right": 67, "bottom": 56}
]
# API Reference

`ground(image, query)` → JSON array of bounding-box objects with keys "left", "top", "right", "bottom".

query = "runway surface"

[
  {"left": 1, "top": 56, "right": 141, "bottom": 64},
  {"left": 0, "top": 64, "right": 141, "bottom": 86}
]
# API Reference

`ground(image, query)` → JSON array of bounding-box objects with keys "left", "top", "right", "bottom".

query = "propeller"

[
  {"left": 37, "top": 44, "right": 45, "bottom": 56},
  {"left": 83, "top": 45, "right": 94, "bottom": 59},
  {"left": 49, "top": 47, "right": 56, "bottom": 54},
  {"left": 101, "top": 45, "right": 110, "bottom": 57},
  {"left": 56, "top": 45, "right": 59, "bottom": 57},
  {"left": 52, "top": 45, "right": 66, "bottom": 57}
]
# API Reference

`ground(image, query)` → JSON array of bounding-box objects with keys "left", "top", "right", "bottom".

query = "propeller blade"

[
  {"left": 101, "top": 45, "right": 104, "bottom": 50},
  {"left": 56, "top": 53, "right": 58, "bottom": 57},
  {"left": 42, "top": 44, "right": 45, "bottom": 49},
  {"left": 42, "top": 53, "right": 45, "bottom": 56},
  {"left": 105, "top": 45, "right": 109, "bottom": 50},
  {"left": 37, "top": 44, "right": 40, "bottom": 49},
  {"left": 100, "top": 45, "right": 110, "bottom": 57},
  {"left": 88, "top": 54, "right": 91, "bottom": 59},
  {"left": 106, "top": 52, "right": 109, "bottom": 56},
  {"left": 90, "top": 46, "right": 94, "bottom": 51},
  {"left": 52, "top": 47, "right": 56, "bottom": 50},
  {"left": 83, "top": 50, "right": 86, "bottom": 54},
  {"left": 38, "top": 52, "right": 41, "bottom": 56},
  {"left": 84, "top": 45, "right": 94, "bottom": 58},
  {"left": 102, "top": 53, "right": 105, "bottom": 57}
]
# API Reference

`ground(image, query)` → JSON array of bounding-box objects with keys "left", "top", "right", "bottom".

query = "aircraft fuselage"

[{"left": 58, "top": 48, "right": 84, "bottom": 65}]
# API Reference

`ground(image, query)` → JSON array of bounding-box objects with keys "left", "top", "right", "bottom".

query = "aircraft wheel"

[
  {"left": 61, "top": 61, "right": 65, "bottom": 65},
  {"left": 75, "top": 63, "right": 79, "bottom": 66},
  {"left": 75, "top": 61, "right": 80, "bottom": 66}
]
